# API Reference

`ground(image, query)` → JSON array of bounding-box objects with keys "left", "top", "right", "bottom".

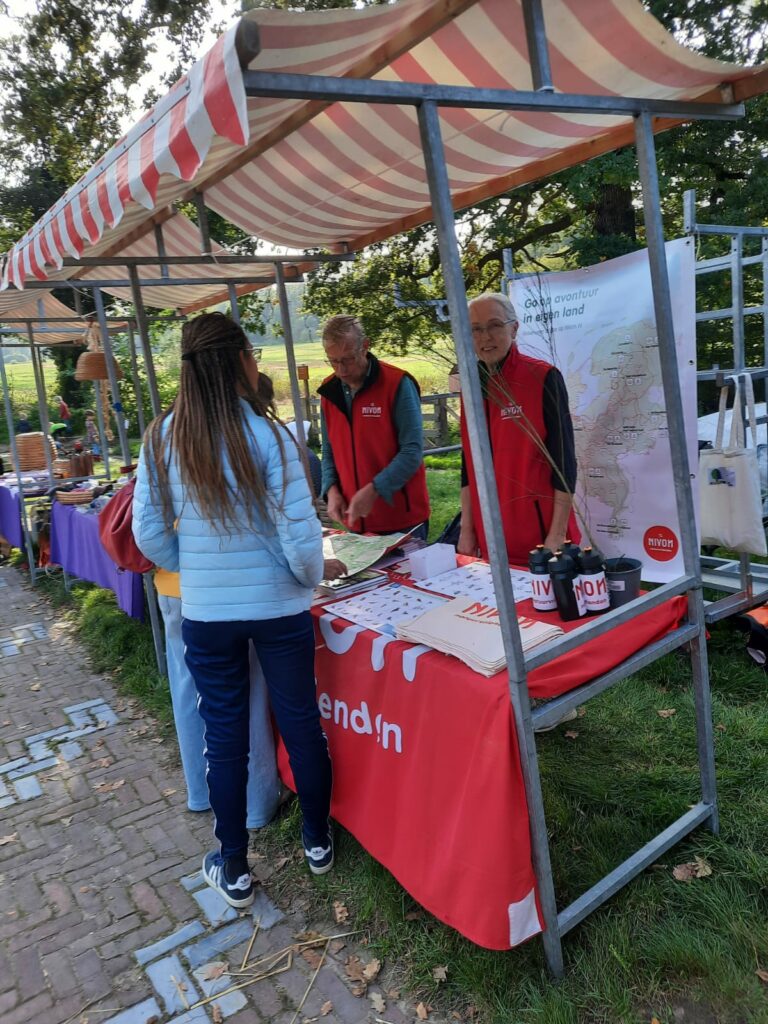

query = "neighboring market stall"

[{"left": 2, "top": 0, "right": 767, "bottom": 976}]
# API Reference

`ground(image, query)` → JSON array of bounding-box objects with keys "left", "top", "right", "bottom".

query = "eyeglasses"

[
  {"left": 470, "top": 318, "right": 516, "bottom": 340},
  {"left": 325, "top": 355, "right": 362, "bottom": 369}
]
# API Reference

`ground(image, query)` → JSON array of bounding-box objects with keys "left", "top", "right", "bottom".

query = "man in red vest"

[
  {"left": 458, "top": 293, "right": 579, "bottom": 564},
  {"left": 319, "top": 315, "right": 430, "bottom": 537}
]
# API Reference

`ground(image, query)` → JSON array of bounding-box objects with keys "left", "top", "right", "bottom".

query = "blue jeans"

[
  {"left": 158, "top": 594, "right": 280, "bottom": 827},
  {"left": 182, "top": 611, "right": 332, "bottom": 862}
]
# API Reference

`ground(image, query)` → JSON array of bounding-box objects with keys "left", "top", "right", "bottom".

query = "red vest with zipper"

[
  {"left": 321, "top": 360, "right": 430, "bottom": 534},
  {"left": 461, "top": 348, "right": 580, "bottom": 564}
]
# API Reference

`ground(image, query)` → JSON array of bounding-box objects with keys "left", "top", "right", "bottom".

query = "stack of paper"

[
  {"left": 396, "top": 597, "right": 563, "bottom": 676},
  {"left": 410, "top": 561, "right": 533, "bottom": 603}
]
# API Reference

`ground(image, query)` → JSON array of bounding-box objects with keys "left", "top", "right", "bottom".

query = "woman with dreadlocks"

[{"left": 132, "top": 312, "right": 338, "bottom": 908}]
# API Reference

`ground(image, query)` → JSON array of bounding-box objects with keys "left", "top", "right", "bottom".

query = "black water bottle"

[
  {"left": 548, "top": 549, "right": 584, "bottom": 621},
  {"left": 528, "top": 545, "right": 556, "bottom": 612},
  {"left": 561, "top": 538, "right": 582, "bottom": 563},
  {"left": 578, "top": 546, "right": 610, "bottom": 614}
]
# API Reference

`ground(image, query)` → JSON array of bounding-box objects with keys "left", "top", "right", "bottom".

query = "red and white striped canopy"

[
  {"left": 3, "top": 0, "right": 766, "bottom": 289},
  {"left": 0, "top": 293, "right": 89, "bottom": 344}
]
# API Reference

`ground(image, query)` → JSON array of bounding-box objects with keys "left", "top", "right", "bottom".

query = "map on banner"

[
  {"left": 509, "top": 238, "right": 697, "bottom": 582},
  {"left": 324, "top": 583, "right": 447, "bottom": 637},
  {"left": 322, "top": 530, "right": 412, "bottom": 577},
  {"left": 410, "top": 562, "right": 533, "bottom": 604}
]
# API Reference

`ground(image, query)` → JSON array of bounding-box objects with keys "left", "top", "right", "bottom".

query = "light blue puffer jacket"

[{"left": 132, "top": 400, "right": 324, "bottom": 623}]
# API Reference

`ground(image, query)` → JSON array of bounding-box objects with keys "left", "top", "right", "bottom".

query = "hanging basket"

[
  {"left": 74, "top": 351, "right": 124, "bottom": 382},
  {"left": 15, "top": 432, "right": 57, "bottom": 472}
]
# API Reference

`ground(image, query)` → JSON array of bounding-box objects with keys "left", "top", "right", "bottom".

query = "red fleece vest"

[
  {"left": 461, "top": 348, "right": 580, "bottom": 564},
  {"left": 321, "top": 361, "right": 430, "bottom": 533}
]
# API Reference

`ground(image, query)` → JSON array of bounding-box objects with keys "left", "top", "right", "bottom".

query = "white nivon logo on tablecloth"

[{"left": 317, "top": 693, "right": 402, "bottom": 753}]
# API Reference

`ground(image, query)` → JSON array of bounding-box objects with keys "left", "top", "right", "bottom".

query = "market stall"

[{"left": 2, "top": 0, "right": 767, "bottom": 977}]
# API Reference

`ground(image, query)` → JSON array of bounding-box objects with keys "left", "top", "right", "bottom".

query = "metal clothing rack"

[{"left": 0, "top": 0, "right": 744, "bottom": 976}]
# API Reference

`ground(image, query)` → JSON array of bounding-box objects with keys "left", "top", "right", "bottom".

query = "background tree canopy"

[{"left": 0, "top": 0, "right": 767, "bottom": 380}]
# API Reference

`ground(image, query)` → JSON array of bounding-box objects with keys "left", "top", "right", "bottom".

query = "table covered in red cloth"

[{"left": 278, "top": 582, "right": 686, "bottom": 950}]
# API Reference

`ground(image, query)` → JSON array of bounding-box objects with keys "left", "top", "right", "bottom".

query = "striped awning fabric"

[
  {"left": 75, "top": 211, "right": 284, "bottom": 311},
  {"left": 3, "top": 0, "right": 766, "bottom": 288},
  {"left": 0, "top": 293, "right": 86, "bottom": 345}
]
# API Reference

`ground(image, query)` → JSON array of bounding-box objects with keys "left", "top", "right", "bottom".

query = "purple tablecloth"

[
  {"left": 50, "top": 501, "right": 145, "bottom": 620},
  {"left": 0, "top": 482, "right": 23, "bottom": 549}
]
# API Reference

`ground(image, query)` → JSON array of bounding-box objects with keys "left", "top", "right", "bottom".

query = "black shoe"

[
  {"left": 201, "top": 851, "right": 254, "bottom": 908},
  {"left": 303, "top": 830, "right": 334, "bottom": 876}
]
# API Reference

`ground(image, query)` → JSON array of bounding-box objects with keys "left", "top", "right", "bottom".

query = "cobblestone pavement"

[{"left": 0, "top": 565, "right": 436, "bottom": 1024}]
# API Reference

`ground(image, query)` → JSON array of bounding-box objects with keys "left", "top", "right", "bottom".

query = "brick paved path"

[{"left": 0, "top": 565, "right": 433, "bottom": 1024}]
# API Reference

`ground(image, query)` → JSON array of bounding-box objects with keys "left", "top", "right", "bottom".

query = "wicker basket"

[
  {"left": 74, "top": 350, "right": 124, "bottom": 382},
  {"left": 52, "top": 457, "right": 73, "bottom": 479},
  {"left": 55, "top": 488, "right": 95, "bottom": 506},
  {"left": 15, "top": 432, "right": 57, "bottom": 472}
]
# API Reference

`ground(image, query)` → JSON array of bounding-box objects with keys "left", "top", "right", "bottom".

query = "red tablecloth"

[{"left": 278, "top": 583, "right": 686, "bottom": 950}]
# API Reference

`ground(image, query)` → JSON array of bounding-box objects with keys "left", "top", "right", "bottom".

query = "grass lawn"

[{"left": 13, "top": 466, "right": 768, "bottom": 1023}]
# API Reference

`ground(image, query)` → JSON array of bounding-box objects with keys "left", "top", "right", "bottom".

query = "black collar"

[{"left": 318, "top": 353, "right": 381, "bottom": 417}]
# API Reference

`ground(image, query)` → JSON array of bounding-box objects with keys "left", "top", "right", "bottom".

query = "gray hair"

[
  {"left": 322, "top": 314, "right": 366, "bottom": 349},
  {"left": 468, "top": 292, "right": 518, "bottom": 324}
]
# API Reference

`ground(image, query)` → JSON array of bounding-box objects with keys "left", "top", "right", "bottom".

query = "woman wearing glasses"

[
  {"left": 458, "top": 293, "right": 579, "bottom": 564},
  {"left": 132, "top": 312, "right": 339, "bottom": 909}
]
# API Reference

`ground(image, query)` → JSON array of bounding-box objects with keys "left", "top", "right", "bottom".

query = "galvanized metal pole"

[
  {"left": 634, "top": 111, "right": 718, "bottom": 830},
  {"left": 416, "top": 98, "right": 564, "bottom": 977},
  {"left": 93, "top": 381, "right": 111, "bottom": 480},
  {"left": 92, "top": 288, "right": 132, "bottom": 468},
  {"left": 128, "top": 270, "right": 162, "bottom": 417},
  {"left": 521, "top": 0, "right": 554, "bottom": 92},
  {"left": 273, "top": 264, "right": 318, "bottom": 495},
  {"left": 228, "top": 283, "right": 242, "bottom": 326},
  {"left": 0, "top": 345, "right": 38, "bottom": 579},
  {"left": 26, "top": 326, "right": 54, "bottom": 480},
  {"left": 127, "top": 324, "right": 146, "bottom": 438}
]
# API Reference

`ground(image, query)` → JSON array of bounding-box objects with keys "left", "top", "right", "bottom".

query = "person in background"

[
  {"left": 257, "top": 373, "right": 322, "bottom": 497},
  {"left": 133, "top": 312, "right": 340, "bottom": 909},
  {"left": 15, "top": 411, "right": 31, "bottom": 434},
  {"left": 154, "top": 567, "right": 283, "bottom": 825},
  {"left": 458, "top": 292, "right": 579, "bottom": 563},
  {"left": 319, "top": 315, "right": 430, "bottom": 537},
  {"left": 55, "top": 395, "right": 72, "bottom": 434},
  {"left": 84, "top": 410, "right": 101, "bottom": 457}
]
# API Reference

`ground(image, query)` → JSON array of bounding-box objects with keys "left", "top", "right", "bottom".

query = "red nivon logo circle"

[{"left": 643, "top": 525, "right": 679, "bottom": 561}]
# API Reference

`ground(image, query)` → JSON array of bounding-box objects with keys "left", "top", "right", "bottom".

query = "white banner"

[{"left": 509, "top": 238, "right": 697, "bottom": 583}]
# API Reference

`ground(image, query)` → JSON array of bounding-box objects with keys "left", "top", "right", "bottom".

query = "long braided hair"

[{"left": 146, "top": 312, "right": 287, "bottom": 530}]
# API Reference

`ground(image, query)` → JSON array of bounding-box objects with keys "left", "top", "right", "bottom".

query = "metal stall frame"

[
  {"left": 234, "top": 4, "right": 736, "bottom": 977},
  {"left": 0, "top": 1, "right": 745, "bottom": 975},
  {"left": 683, "top": 188, "right": 768, "bottom": 622}
]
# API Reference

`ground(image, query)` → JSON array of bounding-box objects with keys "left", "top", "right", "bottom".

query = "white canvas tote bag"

[{"left": 699, "top": 372, "right": 767, "bottom": 555}]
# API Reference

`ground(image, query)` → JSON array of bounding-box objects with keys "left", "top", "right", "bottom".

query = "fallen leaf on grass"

[
  {"left": 416, "top": 1002, "right": 429, "bottom": 1020},
  {"left": 333, "top": 900, "right": 349, "bottom": 923},
  {"left": 294, "top": 929, "right": 325, "bottom": 942},
  {"left": 273, "top": 855, "right": 291, "bottom": 873},
  {"left": 564, "top": 730, "right": 579, "bottom": 740},
  {"left": 320, "top": 1000, "right": 333, "bottom": 1016},
  {"left": 211, "top": 1005, "right": 223, "bottom": 1024},
  {"left": 94, "top": 779, "right": 125, "bottom": 793},
  {"left": 650, "top": 1018, "right": 661, "bottom": 1024},
  {"left": 405, "top": 910, "right": 424, "bottom": 921},
  {"left": 363, "top": 958, "right": 381, "bottom": 982},
  {"left": 200, "top": 961, "right": 229, "bottom": 981},
  {"left": 672, "top": 856, "right": 712, "bottom": 882},
  {"left": 29, "top": 683, "right": 41, "bottom": 692},
  {"left": 0, "top": 833, "right": 18, "bottom": 846},
  {"left": 370, "top": 992, "right": 386, "bottom": 1013},
  {"left": 715, "top": 723, "right": 727, "bottom": 732},
  {"left": 756, "top": 968, "right": 768, "bottom": 983},
  {"left": 432, "top": 965, "right": 448, "bottom": 983},
  {"left": 657, "top": 708, "right": 676, "bottom": 719}
]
